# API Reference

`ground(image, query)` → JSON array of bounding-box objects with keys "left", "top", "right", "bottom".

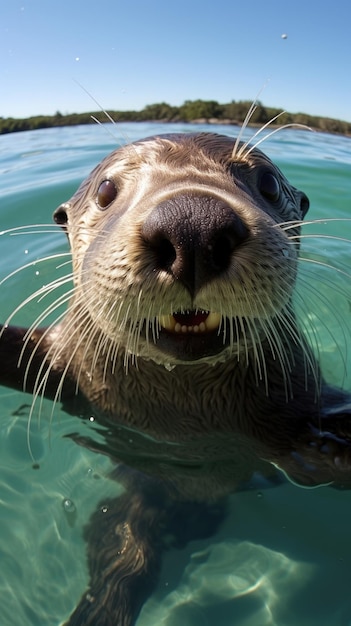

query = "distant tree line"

[{"left": 0, "top": 99, "right": 350, "bottom": 136}]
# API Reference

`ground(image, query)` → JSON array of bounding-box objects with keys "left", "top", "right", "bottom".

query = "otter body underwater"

[{"left": 1, "top": 132, "right": 351, "bottom": 625}]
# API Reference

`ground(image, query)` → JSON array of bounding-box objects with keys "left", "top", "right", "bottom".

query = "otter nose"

[{"left": 141, "top": 194, "right": 248, "bottom": 297}]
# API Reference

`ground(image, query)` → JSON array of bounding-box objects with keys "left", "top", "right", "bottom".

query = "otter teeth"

[{"left": 159, "top": 311, "right": 221, "bottom": 334}]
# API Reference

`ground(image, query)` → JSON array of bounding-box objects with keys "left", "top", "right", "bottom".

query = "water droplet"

[
  {"left": 256, "top": 492, "right": 263, "bottom": 498},
  {"left": 62, "top": 498, "right": 77, "bottom": 527},
  {"left": 101, "top": 505, "right": 108, "bottom": 514},
  {"left": 62, "top": 498, "right": 76, "bottom": 513}
]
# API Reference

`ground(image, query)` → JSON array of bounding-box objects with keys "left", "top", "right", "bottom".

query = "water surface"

[{"left": 0, "top": 122, "right": 351, "bottom": 626}]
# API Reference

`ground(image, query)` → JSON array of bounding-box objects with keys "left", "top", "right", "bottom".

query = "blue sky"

[{"left": 1, "top": 0, "right": 350, "bottom": 121}]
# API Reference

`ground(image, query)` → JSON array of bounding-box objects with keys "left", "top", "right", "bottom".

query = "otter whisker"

[
  {"left": 21, "top": 290, "right": 75, "bottom": 391},
  {"left": 295, "top": 260, "right": 350, "bottom": 344},
  {"left": 294, "top": 270, "right": 350, "bottom": 385},
  {"left": 57, "top": 289, "right": 106, "bottom": 393},
  {"left": 44, "top": 327, "right": 93, "bottom": 437},
  {"left": 91, "top": 325, "right": 112, "bottom": 375},
  {"left": 100, "top": 294, "right": 134, "bottom": 374},
  {"left": 235, "top": 111, "right": 288, "bottom": 161},
  {"left": 131, "top": 288, "right": 145, "bottom": 363},
  {"left": 100, "top": 296, "right": 133, "bottom": 377},
  {"left": 242, "top": 123, "right": 312, "bottom": 158},
  {"left": 293, "top": 288, "right": 346, "bottom": 387},
  {"left": 297, "top": 260, "right": 351, "bottom": 304},
  {"left": 74, "top": 81, "right": 145, "bottom": 163},
  {"left": 77, "top": 324, "right": 104, "bottom": 391},
  {"left": 239, "top": 288, "right": 270, "bottom": 387},
  {"left": 262, "top": 297, "right": 303, "bottom": 397},
  {"left": 298, "top": 255, "right": 351, "bottom": 282},
  {"left": 259, "top": 320, "right": 284, "bottom": 393},
  {"left": 103, "top": 336, "right": 117, "bottom": 383},
  {"left": 247, "top": 317, "right": 269, "bottom": 393},
  {"left": 235, "top": 111, "right": 288, "bottom": 160},
  {"left": 129, "top": 318, "right": 143, "bottom": 370},
  {"left": 113, "top": 302, "right": 131, "bottom": 371},
  {"left": 88, "top": 307, "right": 117, "bottom": 385},
  {"left": 89, "top": 324, "right": 108, "bottom": 375},
  {"left": 1, "top": 279, "right": 70, "bottom": 336},
  {"left": 233, "top": 316, "right": 241, "bottom": 362},
  {"left": 152, "top": 316, "right": 160, "bottom": 346},
  {"left": 219, "top": 306, "right": 230, "bottom": 351},
  {"left": 73, "top": 80, "right": 120, "bottom": 133},
  {"left": 46, "top": 309, "right": 95, "bottom": 405},
  {"left": 232, "top": 104, "right": 258, "bottom": 158},
  {"left": 90, "top": 116, "right": 123, "bottom": 143},
  {"left": 23, "top": 328, "right": 78, "bottom": 462},
  {"left": 237, "top": 316, "right": 250, "bottom": 368},
  {"left": 110, "top": 336, "right": 122, "bottom": 378},
  {"left": 231, "top": 82, "right": 276, "bottom": 158},
  {"left": 0, "top": 223, "right": 61, "bottom": 236},
  {"left": 276, "top": 301, "right": 303, "bottom": 355},
  {"left": 280, "top": 217, "right": 351, "bottom": 232},
  {"left": 258, "top": 307, "right": 295, "bottom": 399},
  {"left": 130, "top": 319, "right": 142, "bottom": 368},
  {"left": 17, "top": 277, "right": 76, "bottom": 389},
  {"left": 22, "top": 280, "right": 75, "bottom": 337},
  {"left": 269, "top": 321, "right": 295, "bottom": 400},
  {"left": 293, "top": 233, "right": 351, "bottom": 246},
  {"left": 220, "top": 313, "right": 228, "bottom": 347},
  {"left": 277, "top": 306, "right": 321, "bottom": 397},
  {"left": 0, "top": 252, "right": 71, "bottom": 289},
  {"left": 144, "top": 302, "right": 156, "bottom": 351}
]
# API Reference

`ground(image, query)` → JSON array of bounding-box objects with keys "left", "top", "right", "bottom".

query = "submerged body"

[{"left": 1, "top": 132, "right": 351, "bottom": 625}]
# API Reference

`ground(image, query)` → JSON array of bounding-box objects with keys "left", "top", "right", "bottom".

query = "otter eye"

[
  {"left": 97, "top": 179, "right": 117, "bottom": 209},
  {"left": 259, "top": 171, "right": 280, "bottom": 203}
]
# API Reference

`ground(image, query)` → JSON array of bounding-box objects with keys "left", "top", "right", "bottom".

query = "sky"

[{"left": 1, "top": 0, "right": 350, "bottom": 122}]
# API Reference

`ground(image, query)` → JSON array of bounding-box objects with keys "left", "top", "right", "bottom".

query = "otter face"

[{"left": 54, "top": 133, "right": 309, "bottom": 365}]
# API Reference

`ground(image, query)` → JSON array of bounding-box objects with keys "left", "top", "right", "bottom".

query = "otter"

[{"left": 1, "top": 132, "right": 351, "bottom": 625}]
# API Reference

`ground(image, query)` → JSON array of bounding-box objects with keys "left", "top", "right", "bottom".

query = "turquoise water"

[{"left": 0, "top": 122, "right": 351, "bottom": 625}]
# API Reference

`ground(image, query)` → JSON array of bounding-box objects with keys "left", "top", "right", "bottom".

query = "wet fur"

[{"left": 1, "top": 132, "right": 351, "bottom": 625}]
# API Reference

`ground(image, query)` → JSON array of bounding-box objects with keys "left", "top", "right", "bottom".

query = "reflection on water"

[{"left": 139, "top": 541, "right": 311, "bottom": 626}]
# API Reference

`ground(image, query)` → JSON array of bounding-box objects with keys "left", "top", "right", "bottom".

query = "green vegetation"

[{"left": 0, "top": 100, "right": 350, "bottom": 136}]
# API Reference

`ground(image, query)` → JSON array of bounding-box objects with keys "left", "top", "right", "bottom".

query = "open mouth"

[
  {"left": 159, "top": 310, "right": 221, "bottom": 334},
  {"left": 143, "top": 310, "right": 230, "bottom": 362}
]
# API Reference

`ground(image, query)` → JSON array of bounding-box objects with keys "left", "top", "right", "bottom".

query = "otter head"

[{"left": 53, "top": 133, "right": 309, "bottom": 366}]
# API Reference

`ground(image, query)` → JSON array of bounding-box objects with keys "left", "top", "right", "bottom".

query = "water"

[{"left": 0, "top": 122, "right": 351, "bottom": 626}]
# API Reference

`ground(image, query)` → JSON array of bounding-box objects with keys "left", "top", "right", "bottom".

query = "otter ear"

[
  {"left": 299, "top": 191, "right": 310, "bottom": 219},
  {"left": 53, "top": 202, "right": 70, "bottom": 233}
]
